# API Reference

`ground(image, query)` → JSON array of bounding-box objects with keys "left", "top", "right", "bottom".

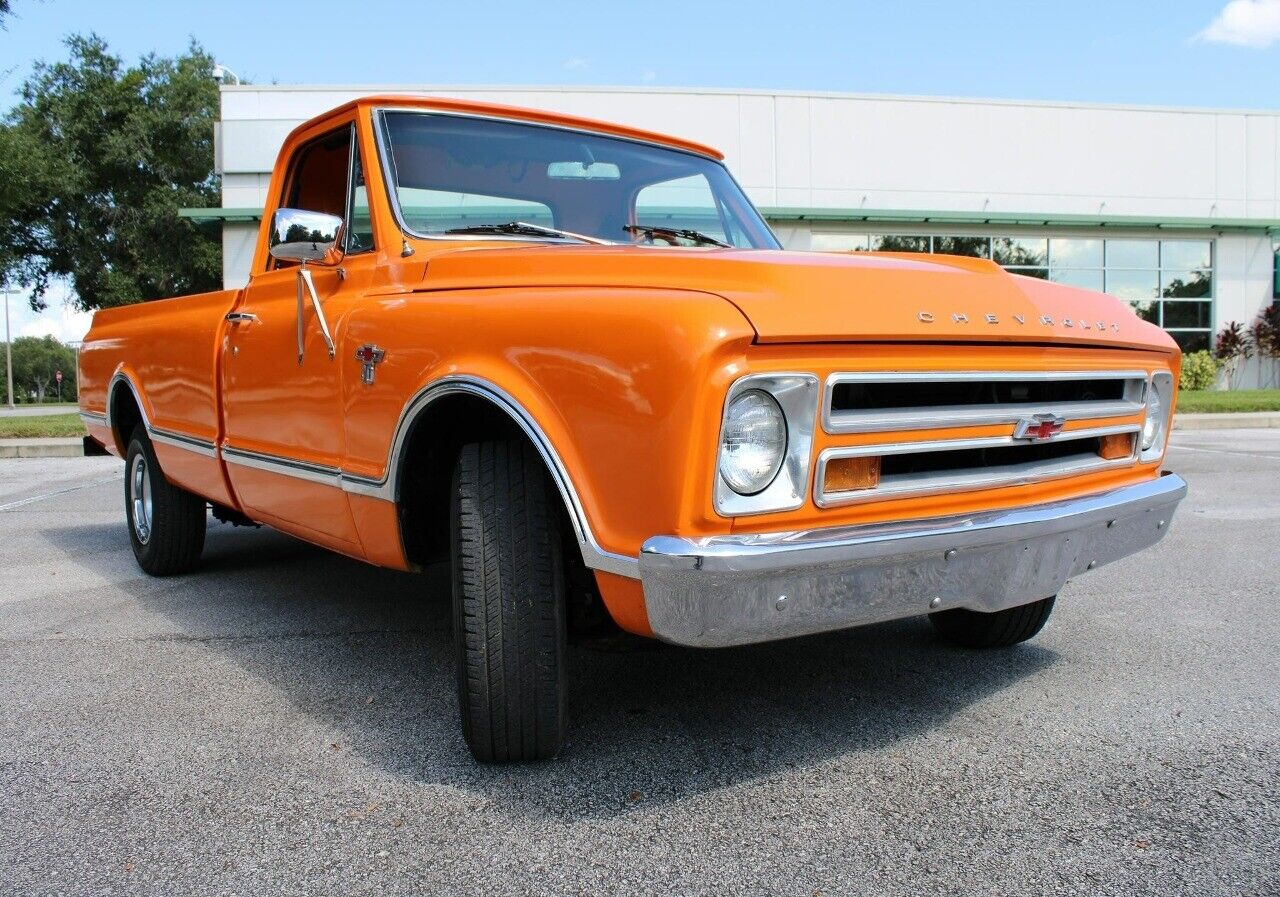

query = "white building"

[{"left": 191, "top": 85, "right": 1280, "bottom": 355}]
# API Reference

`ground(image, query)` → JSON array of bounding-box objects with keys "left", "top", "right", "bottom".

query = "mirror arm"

[{"left": 295, "top": 264, "right": 337, "bottom": 364}]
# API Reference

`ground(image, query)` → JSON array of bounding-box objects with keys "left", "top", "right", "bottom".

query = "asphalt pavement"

[{"left": 1, "top": 431, "right": 1277, "bottom": 896}]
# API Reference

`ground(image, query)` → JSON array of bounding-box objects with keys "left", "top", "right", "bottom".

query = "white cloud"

[
  {"left": 3, "top": 283, "right": 93, "bottom": 345},
  {"left": 562, "top": 57, "right": 591, "bottom": 71},
  {"left": 1196, "top": 0, "right": 1280, "bottom": 47}
]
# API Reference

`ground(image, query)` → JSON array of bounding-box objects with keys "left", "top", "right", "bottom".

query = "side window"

[
  {"left": 277, "top": 124, "right": 374, "bottom": 266},
  {"left": 634, "top": 174, "right": 744, "bottom": 247},
  {"left": 286, "top": 127, "right": 351, "bottom": 219},
  {"left": 346, "top": 143, "right": 374, "bottom": 254}
]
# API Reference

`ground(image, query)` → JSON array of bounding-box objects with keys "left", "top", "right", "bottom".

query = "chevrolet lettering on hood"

[{"left": 918, "top": 310, "right": 1122, "bottom": 331}]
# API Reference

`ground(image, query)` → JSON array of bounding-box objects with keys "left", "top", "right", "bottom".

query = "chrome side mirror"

[
  {"left": 267, "top": 208, "right": 342, "bottom": 363},
  {"left": 268, "top": 208, "right": 345, "bottom": 266}
]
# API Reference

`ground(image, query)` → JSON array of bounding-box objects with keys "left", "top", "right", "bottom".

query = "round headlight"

[
  {"left": 1142, "top": 383, "right": 1163, "bottom": 451},
  {"left": 719, "top": 389, "right": 787, "bottom": 495}
]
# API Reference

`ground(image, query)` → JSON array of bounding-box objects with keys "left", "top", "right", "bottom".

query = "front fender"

[{"left": 339, "top": 285, "right": 756, "bottom": 565}]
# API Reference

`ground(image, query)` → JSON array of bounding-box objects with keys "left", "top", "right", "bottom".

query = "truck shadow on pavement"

[{"left": 47, "top": 518, "right": 1058, "bottom": 822}]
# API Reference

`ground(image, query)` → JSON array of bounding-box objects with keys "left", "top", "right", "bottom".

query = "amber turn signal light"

[
  {"left": 1099, "top": 432, "right": 1135, "bottom": 461},
  {"left": 824, "top": 456, "right": 881, "bottom": 492}
]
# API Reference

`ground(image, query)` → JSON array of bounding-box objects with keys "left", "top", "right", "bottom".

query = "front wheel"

[
  {"left": 451, "top": 440, "right": 568, "bottom": 763},
  {"left": 929, "top": 596, "right": 1056, "bottom": 648},
  {"left": 124, "top": 427, "right": 207, "bottom": 576}
]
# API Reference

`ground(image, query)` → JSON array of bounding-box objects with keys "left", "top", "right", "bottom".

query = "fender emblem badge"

[
  {"left": 1014, "top": 413, "right": 1066, "bottom": 441},
  {"left": 355, "top": 344, "right": 386, "bottom": 385}
]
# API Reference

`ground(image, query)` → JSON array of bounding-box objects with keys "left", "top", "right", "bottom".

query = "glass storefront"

[{"left": 810, "top": 232, "right": 1213, "bottom": 352}]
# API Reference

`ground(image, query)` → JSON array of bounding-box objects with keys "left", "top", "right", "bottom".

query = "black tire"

[
  {"left": 451, "top": 440, "right": 568, "bottom": 763},
  {"left": 124, "top": 426, "right": 206, "bottom": 576},
  {"left": 929, "top": 596, "right": 1056, "bottom": 648}
]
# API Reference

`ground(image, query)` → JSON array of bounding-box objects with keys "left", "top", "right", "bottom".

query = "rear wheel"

[
  {"left": 929, "top": 596, "right": 1055, "bottom": 648},
  {"left": 124, "top": 427, "right": 207, "bottom": 576},
  {"left": 450, "top": 440, "right": 568, "bottom": 763}
]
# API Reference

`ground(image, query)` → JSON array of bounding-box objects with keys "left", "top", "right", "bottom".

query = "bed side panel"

[{"left": 79, "top": 290, "right": 239, "bottom": 505}]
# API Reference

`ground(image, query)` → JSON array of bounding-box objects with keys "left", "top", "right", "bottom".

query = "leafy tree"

[
  {"left": 0, "top": 34, "right": 221, "bottom": 313},
  {"left": 7, "top": 335, "right": 77, "bottom": 402}
]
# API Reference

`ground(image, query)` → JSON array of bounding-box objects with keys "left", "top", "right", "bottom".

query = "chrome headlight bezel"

[
  {"left": 714, "top": 373, "right": 819, "bottom": 517},
  {"left": 1139, "top": 370, "right": 1175, "bottom": 462}
]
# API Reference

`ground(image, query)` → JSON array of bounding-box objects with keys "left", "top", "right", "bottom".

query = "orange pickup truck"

[{"left": 79, "top": 95, "right": 1186, "bottom": 762}]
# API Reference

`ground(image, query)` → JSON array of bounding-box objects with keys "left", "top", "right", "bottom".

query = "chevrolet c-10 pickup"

[{"left": 78, "top": 95, "right": 1186, "bottom": 762}]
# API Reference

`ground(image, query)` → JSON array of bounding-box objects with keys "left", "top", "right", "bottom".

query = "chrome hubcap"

[{"left": 130, "top": 453, "right": 153, "bottom": 545}]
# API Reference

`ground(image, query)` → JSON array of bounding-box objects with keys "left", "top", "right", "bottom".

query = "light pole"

[{"left": 3, "top": 283, "right": 14, "bottom": 410}]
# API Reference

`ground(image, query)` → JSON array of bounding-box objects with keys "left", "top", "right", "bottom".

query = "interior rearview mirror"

[
  {"left": 547, "top": 161, "right": 620, "bottom": 180},
  {"left": 268, "top": 208, "right": 345, "bottom": 266}
]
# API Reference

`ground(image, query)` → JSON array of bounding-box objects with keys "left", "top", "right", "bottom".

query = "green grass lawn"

[
  {"left": 0, "top": 412, "right": 87, "bottom": 439},
  {"left": 1178, "top": 389, "right": 1280, "bottom": 414}
]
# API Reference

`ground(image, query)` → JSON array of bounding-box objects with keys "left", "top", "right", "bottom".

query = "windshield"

[{"left": 377, "top": 110, "right": 780, "bottom": 249}]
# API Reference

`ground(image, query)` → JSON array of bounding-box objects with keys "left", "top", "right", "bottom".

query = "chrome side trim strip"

[
  {"left": 221, "top": 445, "right": 341, "bottom": 486},
  {"left": 104, "top": 371, "right": 638, "bottom": 577},
  {"left": 815, "top": 424, "right": 1140, "bottom": 508},
  {"left": 79, "top": 410, "right": 108, "bottom": 425},
  {"left": 151, "top": 428, "right": 219, "bottom": 459},
  {"left": 822, "top": 369, "right": 1148, "bottom": 434}
]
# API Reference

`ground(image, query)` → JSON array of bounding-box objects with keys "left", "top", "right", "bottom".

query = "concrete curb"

[
  {"left": 0, "top": 438, "right": 87, "bottom": 459},
  {"left": 1173, "top": 411, "right": 1280, "bottom": 431}
]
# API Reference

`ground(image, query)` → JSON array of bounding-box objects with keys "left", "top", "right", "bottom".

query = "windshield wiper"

[
  {"left": 623, "top": 224, "right": 731, "bottom": 248},
  {"left": 443, "top": 221, "right": 612, "bottom": 245}
]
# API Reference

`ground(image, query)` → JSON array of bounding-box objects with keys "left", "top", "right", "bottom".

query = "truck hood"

[{"left": 417, "top": 245, "right": 1176, "bottom": 352}]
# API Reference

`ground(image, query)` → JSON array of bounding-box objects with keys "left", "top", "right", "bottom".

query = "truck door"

[{"left": 220, "top": 119, "right": 376, "bottom": 555}]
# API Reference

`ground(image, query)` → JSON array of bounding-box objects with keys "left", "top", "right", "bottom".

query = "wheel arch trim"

[{"left": 341, "top": 374, "right": 640, "bottom": 579}]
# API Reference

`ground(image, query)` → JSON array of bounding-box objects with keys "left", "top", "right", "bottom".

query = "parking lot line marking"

[
  {"left": 1168, "top": 444, "right": 1280, "bottom": 462},
  {"left": 0, "top": 475, "right": 122, "bottom": 512}
]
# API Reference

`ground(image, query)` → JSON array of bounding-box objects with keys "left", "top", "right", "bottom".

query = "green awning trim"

[
  {"left": 759, "top": 206, "right": 1280, "bottom": 234},
  {"left": 178, "top": 207, "right": 262, "bottom": 222},
  {"left": 180, "top": 205, "right": 1280, "bottom": 234}
]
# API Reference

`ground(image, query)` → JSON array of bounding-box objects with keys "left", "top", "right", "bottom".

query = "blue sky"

[{"left": 1, "top": 0, "right": 1277, "bottom": 339}]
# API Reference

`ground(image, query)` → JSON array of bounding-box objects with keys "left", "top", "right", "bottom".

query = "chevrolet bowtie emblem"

[
  {"left": 1014, "top": 413, "right": 1066, "bottom": 441},
  {"left": 354, "top": 344, "right": 386, "bottom": 385}
]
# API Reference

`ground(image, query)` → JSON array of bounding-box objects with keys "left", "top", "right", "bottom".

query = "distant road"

[{"left": 0, "top": 403, "right": 78, "bottom": 418}]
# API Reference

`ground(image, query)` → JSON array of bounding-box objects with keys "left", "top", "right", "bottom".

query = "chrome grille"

[
  {"left": 823, "top": 370, "right": 1147, "bottom": 434},
  {"left": 817, "top": 370, "right": 1149, "bottom": 508}
]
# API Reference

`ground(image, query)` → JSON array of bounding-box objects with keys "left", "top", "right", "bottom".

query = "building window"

[{"left": 810, "top": 233, "right": 1213, "bottom": 352}]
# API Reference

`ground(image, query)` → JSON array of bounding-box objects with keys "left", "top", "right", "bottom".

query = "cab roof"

[{"left": 289, "top": 93, "right": 725, "bottom": 161}]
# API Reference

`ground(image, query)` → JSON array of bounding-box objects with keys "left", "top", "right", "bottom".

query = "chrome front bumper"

[{"left": 639, "top": 473, "right": 1187, "bottom": 648}]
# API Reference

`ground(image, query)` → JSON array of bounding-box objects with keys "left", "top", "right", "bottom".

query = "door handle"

[{"left": 225, "top": 312, "right": 259, "bottom": 324}]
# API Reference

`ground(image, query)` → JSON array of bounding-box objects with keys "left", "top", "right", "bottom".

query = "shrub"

[
  {"left": 1179, "top": 350, "right": 1220, "bottom": 391},
  {"left": 1250, "top": 304, "right": 1280, "bottom": 389},
  {"left": 1214, "top": 322, "right": 1253, "bottom": 390}
]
